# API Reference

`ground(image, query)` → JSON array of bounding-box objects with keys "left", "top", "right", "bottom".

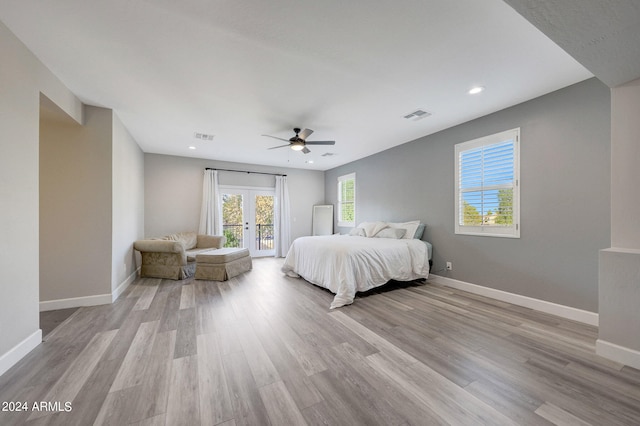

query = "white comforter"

[{"left": 282, "top": 235, "right": 430, "bottom": 309}]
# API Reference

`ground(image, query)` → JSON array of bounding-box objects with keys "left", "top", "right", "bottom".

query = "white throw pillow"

[
  {"left": 358, "top": 221, "right": 389, "bottom": 237},
  {"left": 388, "top": 220, "right": 420, "bottom": 239},
  {"left": 348, "top": 227, "right": 366, "bottom": 236},
  {"left": 374, "top": 228, "right": 406, "bottom": 239}
]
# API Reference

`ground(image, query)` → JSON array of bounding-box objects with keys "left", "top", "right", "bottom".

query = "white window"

[
  {"left": 337, "top": 173, "right": 356, "bottom": 227},
  {"left": 455, "top": 128, "right": 520, "bottom": 238}
]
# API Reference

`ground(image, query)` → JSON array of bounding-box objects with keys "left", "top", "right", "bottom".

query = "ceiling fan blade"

[
  {"left": 302, "top": 147, "right": 311, "bottom": 154},
  {"left": 262, "top": 134, "right": 290, "bottom": 142},
  {"left": 298, "top": 128, "right": 314, "bottom": 140},
  {"left": 304, "top": 140, "right": 335, "bottom": 145},
  {"left": 268, "top": 144, "right": 291, "bottom": 150}
]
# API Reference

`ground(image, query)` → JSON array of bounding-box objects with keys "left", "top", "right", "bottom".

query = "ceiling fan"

[{"left": 263, "top": 128, "right": 335, "bottom": 154}]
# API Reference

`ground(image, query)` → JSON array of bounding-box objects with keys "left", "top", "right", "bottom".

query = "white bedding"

[{"left": 281, "top": 235, "right": 430, "bottom": 309}]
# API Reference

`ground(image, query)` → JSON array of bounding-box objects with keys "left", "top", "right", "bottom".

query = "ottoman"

[{"left": 195, "top": 248, "right": 252, "bottom": 281}]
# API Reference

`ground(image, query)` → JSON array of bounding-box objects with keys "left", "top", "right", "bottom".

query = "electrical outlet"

[{"left": 446, "top": 261, "right": 452, "bottom": 271}]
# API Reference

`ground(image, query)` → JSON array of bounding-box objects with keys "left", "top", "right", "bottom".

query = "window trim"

[
  {"left": 454, "top": 128, "right": 520, "bottom": 238},
  {"left": 337, "top": 172, "right": 356, "bottom": 227}
]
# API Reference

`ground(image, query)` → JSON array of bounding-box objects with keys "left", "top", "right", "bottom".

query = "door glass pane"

[
  {"left": 222, "top": 193, "right": 244, "bottom": 248},
  {"left": 254, "top": 194, "right": 274, "bottom": 251}
]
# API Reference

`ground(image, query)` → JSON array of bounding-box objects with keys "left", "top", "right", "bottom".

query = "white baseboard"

[
  {"left": 596, "top": 339, "right": 640, "bottom": 370},
  {"left": 39, "top": 269, "right": 139, "bottom": 312},
  {"left": 39, "top": 293, "right": 112, "bottom": 312},
  {"left": 0, "top": 329, "right": 42, "bottom": 377},
  {"left": 112, "top": 268, "right": 139, "bottom": 302},
  {"left": 11, "top": 271, "right": 138, "bottom": 377},
  {"left": 428, "top": 274, "right": 599, "bottom": 326}
]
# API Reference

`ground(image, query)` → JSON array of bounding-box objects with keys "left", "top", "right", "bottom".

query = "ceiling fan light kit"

[
  {"left": 291, "top": 141, "right": 305, "bottom": 151},
  {"left": 263, "top": 128, "right": 336, "bottom": 154}
]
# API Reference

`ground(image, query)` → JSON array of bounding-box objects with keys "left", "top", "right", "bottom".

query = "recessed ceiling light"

[
  {"left": 306, "top": 160, "right": 314, "bottom": 164},
  {"left": 468, "top": 86, "right": 485, "bottom": 95},
  {"left": 188, "top": 146, "right": 196, "bottom": 150}
]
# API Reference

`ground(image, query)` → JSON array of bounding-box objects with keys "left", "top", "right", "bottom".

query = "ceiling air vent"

[
  {"left": 403, "top": 109, "right": 431, "bottom": 121},
  {"left": 194, "top": 132, "right": 214, "bottom": 141},
  {"left": 321, "top": 152, "right": 336, "bottom": 157}
]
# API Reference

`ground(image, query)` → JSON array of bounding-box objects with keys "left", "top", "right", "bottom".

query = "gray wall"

[
  {"left": 144, "top": 154, "right": 325, "bottom": 242},
  {"left": 610, "top": 78, "right": 640, "bottom": 250},
  {"left": 325, "top": 78, "right": 610, "bottom": 312},
  {"left": 599, "top": 77, "right": 640, "bottom": 357},
  {"left": 0, "top": 20, "right": 83, "bottom": 372},
  {"left": 111, "top": 113, "right": 145, "bottom": 293}
]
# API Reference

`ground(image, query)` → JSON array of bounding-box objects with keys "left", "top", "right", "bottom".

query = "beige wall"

[
  {"left": 0, "top": 20, "right": 82, "bottom": 374},
  {"left": 39, "top": 105, "right": 114, "bottom": 303},
  {"left": 40, "top": 107, "right": 146, "bottom": 304},
  {"left": 111, "top": 113, "right": 145, "bottom": 294},
  {"left": 144, "top": 154, "right": 325, "bottom": 241}
]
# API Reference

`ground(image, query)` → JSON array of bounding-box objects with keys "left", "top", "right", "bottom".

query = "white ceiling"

[
  {"left": 504, "top": 0, "right": 640, "bottom": 88},
  {"left": 0, "top": 0, "right": 592, "bottom": 170}
]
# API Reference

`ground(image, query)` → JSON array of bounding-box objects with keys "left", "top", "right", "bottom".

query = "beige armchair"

[{"left": 134, "top": 231, "right": 226, "bottom": 279}]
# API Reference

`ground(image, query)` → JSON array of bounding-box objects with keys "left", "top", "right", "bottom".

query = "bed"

[{"left": 282, "top": 221, "right": 432, "bottom": 308}]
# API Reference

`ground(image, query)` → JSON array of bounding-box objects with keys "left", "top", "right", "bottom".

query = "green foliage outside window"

[
  {"left": 221, "top": 193, "right": 274, "bottom": 248},
  {"left": 462, "top": 189, "right": 513, "bottom": 226},
  {"left": 495, "top": 189, "right": 513, "bottom": 225},
  {"left": 340, "top": 178, "right": 355, "bottom": 223},
  {"left": 463, "top": 201, "right": 482, "bottom": 225},
  {"left": 222, "top": 194, "right": 243, "bottom": 224}
]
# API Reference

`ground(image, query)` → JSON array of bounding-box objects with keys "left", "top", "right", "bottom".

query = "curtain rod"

[{"left": 205, "top": 167, "right": 286, "bottom": 177}]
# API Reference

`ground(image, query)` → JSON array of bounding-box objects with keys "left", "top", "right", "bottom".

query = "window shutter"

[
  {"left": 455, "top": 129, "right": 519, "bottom": 238},
  {"left": 337, "top": 173, "right": 356, "bottom": 227}
]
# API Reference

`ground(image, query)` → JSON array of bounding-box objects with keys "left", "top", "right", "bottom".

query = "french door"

[{"left": 220, "top": 186, "right": 275, "bottom": 257}]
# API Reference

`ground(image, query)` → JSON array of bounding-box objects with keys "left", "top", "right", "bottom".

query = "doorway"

[{"left": 220, "top": 186, "right": 275, "bottom": 257}]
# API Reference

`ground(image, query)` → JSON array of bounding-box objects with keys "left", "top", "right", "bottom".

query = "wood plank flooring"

[
  {"left": 39, "top": 308, "right": 79, "bottom": 338},
  {"left": 2, "top": 257, "right": 640, "bottom": 425}
]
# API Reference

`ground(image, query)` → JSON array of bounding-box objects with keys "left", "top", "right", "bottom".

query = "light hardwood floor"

[{"left": 1, "top": 257, "right": 639, "bottom": 425}]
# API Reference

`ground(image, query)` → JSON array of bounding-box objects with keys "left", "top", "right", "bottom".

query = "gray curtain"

[
  {"left": 274, "top": 175, "right": 291, "bottom": 257},
  {"left": 198, "top": 170, "right": 222, "bottom": 236}
]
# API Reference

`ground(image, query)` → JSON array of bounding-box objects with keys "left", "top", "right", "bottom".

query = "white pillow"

[
  {"left": 358, "top": 221, "right": 389, "bottom": 237},
  {"left": 348, "top": 227, "right": 366, "bottom": 236},
  {"left": 388, "top": 220, "right": 420, "bottom": 239},
  {"left": 374, "top": 228, "right": 406, "bottom": 239}
]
